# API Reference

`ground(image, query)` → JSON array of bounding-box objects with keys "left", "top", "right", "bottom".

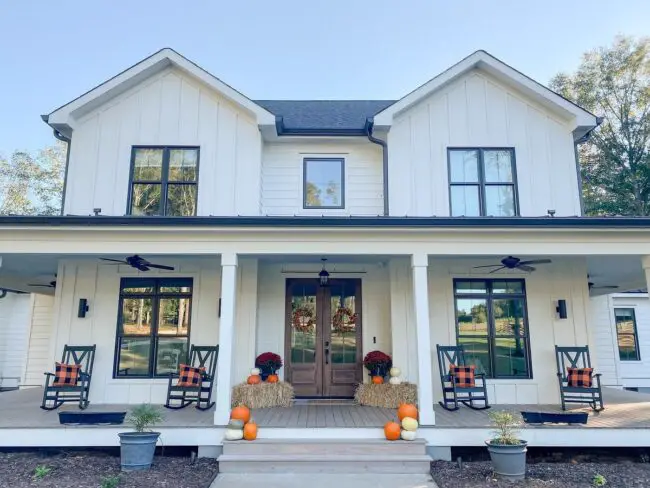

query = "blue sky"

[{"left": 1, "top": 0, "right": 648, "bottom": 157}]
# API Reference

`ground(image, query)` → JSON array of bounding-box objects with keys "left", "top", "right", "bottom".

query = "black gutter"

[
  {"left": 41, "top": 114, "right": 71, "bottom": 216},
  {"left": 365, "top": 119, "right": 389, "bottom": 216},
  {"left": 275, "top": 116, "right": 368, "bottom": 136},
  {"left": 2, "top": 215, "right": 650, "bottom": 229}
]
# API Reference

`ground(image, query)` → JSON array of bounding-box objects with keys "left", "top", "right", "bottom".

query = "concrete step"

[{"left": 222, "top": 438, "right": 427, "bottom": 456}]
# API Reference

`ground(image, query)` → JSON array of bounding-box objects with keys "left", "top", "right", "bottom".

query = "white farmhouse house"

[{"left": 2, "top": 48, "right": 650, "bottom": 462}]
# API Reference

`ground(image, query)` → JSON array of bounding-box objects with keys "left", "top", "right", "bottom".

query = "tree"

[
  {"left": 0, "top": 141, "right": 66, "bottom": 215},
  {"left": 550, "top": 36, "right": 650, "bottom": 215}
]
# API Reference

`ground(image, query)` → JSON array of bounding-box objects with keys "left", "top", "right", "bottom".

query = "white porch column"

[
  {"left": 642, "top": 256, "right": 650, "bottom": 295},
  {"left": 411, "top": 253, "right": 435, "bottom": 426},
  {"left": 214, "top": 253, "right": 238, "bottom": 426}
]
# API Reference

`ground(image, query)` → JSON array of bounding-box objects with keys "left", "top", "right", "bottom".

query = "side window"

[
  {"left": 129, "top": 147, "right": 199, "bottom": 216},
  {"left": 614, "top": 308, "right": 641, "bottom": 361},
  {"left": 303, "top": 158, "right": 345, "bottom": 209}
]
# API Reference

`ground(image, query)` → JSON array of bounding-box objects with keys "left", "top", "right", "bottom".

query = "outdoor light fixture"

[
  {"left": 78, "top": 298, "right": 89, "bottom": 318},
  {"left": 556, "top": 299, "right": 568, "bottom": 319},
  {"left": 319, "top": 258, "right": 330, "bottom": 287}
]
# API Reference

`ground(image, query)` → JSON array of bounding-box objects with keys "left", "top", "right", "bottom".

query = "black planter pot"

[
  {"left": 485, "top": 440, "right": 528, "bottom": 481},
  {"left": 369, "top": 364, "right": 389, "bottom": 380},
  {"left": 259, "top": 365, "right": 277, "bottom": 381}
]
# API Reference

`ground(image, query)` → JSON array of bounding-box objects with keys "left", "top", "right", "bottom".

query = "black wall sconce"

[
  {"left": 78, "top": 298, "right": 89, "bottom": 318},
  {"left": 556, "top": 299, "right": 568, "bottom": 319}
]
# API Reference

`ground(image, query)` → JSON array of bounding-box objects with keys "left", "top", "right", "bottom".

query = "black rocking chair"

[
  {"left": 437, "top": 344, "right": 490, "bottom": 411},
  {"left": 41, "top": 345, "right": 96, "bottom": 410},
  {"left": 555, "top": 345, "right": 604, "bottom": 411},
  {"left": 165, "top": 345, "right": 219, "bottom": 410}
]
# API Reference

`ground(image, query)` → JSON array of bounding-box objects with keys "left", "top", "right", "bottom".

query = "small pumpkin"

[
  {"left": 371, "top": 376, "right": 384, "bottom": 384},
  {"left": 384, "top": 421, "right": 401, "bottom": 441},
  {"left": 243, "top": 421, "right": 258, "bottom": 441},
  {"left": 266, "top": 374, "right": 279, "bottom": 383},
  {"left": 389, "top": 376, "right": 402, "bottom": 385},
  {"left": 247, "top": 374, "right": 262, "bottom": 385},
  {"left": 390, "top": 367, "right": 401, "bottom": 377},
  {"left": 401, "top": 430, "right": 417, "bottom": 441},
  {"left": 227, "top": 419, "right": 244, "bottom": 429},
  {"left": 397, "top": 403, "right": 418, "bottom": 421},
  {"left": 224, "top": 428, "right": 243, "bottom": 441},
  {"left": 402, "top": 416, "right": 419, "bottom": 431},
  {"left": 251, "top": 368, "right": 261, "bottom": 375},
  {"left": 230, "top": 405, "right": 251, "bottom": 424}
]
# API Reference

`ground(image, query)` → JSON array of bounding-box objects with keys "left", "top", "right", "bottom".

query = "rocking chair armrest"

[{"left": 43, "top": 372, "right": 55, "bottom": 377}]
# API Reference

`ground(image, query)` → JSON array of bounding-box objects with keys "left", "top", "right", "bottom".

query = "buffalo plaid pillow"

[
  {"left": 53, "top": 362, "right": 81, "bottom": 386},
  {"left": 449, "top": 365, "right": 476, "bottom": 388},
  {"left": 567, "top": 367, "right": 593, "bottom": 388},
  {"left": 176, "top": 364, "right": 204, "bottom": 387}
]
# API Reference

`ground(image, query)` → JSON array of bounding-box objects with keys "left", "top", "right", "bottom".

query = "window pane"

[
  {"left": 158, "top": 298, "right": 191, "bottom": 336},
  {"left": 166, "top": 184, "right": 197, "bottom": 216},
  {"left": 131, "top": 184, "right": 162, "bottom": 215},
  {"left": 449, "top": 150, "right": 479, "bottom": 183},
  {"left": 121, "top": 285, "right": 155, "bottom": 295},
  {"left": 493, "top": 336, "right": 529, "bottom": 377},
  {"left": 458, "top": 336, "right": 491, "bottom": 376},
  {"left": 455, "top": 281, "right": 487, "bottom": 294},
  {"left": 493, "top": 298, "right": 526, "bottom": 336},
  {"left": 483, "top": 150, "right": 513, "bottom": 183},
  {"left": 450, "top": 185, "right": 480, "bottom": 216},
  {"left": 615, "top": 308, "right": 639, "bottom": 360},
  {"left": 159, "top": 279, "right": 193, "bottom": 294},
  {"left": 329, "top": 282, "right": 357, "bottom": 364},
  {"left": 491, "top": 281, "right": 524, "bottom": 294},
  {"left": 169, "top": 149, "right": 198, "bottom": 182},
  {"left": 485, "top": 185, "right": 515, "bottom": 216},
  {"left": 304, "top": 159, "right": 343, "bottom": 208},
  {"left": 155, "top": 337, "right": 189, "bottom": 375},
  {"left": 456, "top": 298, "right": 489, "bottom": 335},
  {"left": 121, "top": 298, "right": 153, "bottom": 335},
  {"left": 133, "top": 148, "right": 163, "bottom": 181},
  {"left": 117, "top": 337, "right": 151, "bottom": 376},
  {"left": 289, "top": 283, "right": 318, "bottom": 364}
]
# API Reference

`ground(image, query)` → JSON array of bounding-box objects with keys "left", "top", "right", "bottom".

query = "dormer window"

[
  {"left": 303, "top": 158, "right": 345, "bottom": 209},
  {"left": 128, "top": 146, "right": 199, "bottom": 216}
]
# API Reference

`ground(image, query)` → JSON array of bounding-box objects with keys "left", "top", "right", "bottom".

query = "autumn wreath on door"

[
  {"left": 332, "top": 306, "right": 358, "bottom": 333},
  {"left": 292, "top": 306, "right": 315, "bottom": 333}
]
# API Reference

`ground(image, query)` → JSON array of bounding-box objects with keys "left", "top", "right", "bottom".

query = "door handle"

[{"left": 325, "top": 341, "right": 330, "bottom": 365}]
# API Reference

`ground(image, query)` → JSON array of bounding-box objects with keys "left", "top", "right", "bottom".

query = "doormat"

[
  {"left": 355, "top": 383, "right": 418, "bottom": 408},
  {"left": 231, "top": 381, "right": 294, "bottom": 409}
]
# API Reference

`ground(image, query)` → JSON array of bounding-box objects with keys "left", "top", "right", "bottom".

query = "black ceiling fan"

[
  {"left": 100, "top": 255, "right": 175, "bottom": 272},
  {"left": 28, "top": 279, "right": 56, "bottom": 288},
  {"left": 588, "top": 282, "right": 619, "bottom": 291},
  {"left": 473, "top": 256, "right": 552, "bottom": 273}
]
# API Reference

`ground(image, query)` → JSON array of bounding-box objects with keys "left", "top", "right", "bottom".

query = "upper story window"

[
  {"left": 128, "top": 146, "right": 199, "bottom": 216},
  {"left": 303, "top": 158, "right": 345, "bottom": 209},
  {"left": 448, "top": 148, "right": 518, "bottom": 217},
  {"left": 614, "top": 308, "right": 641, "bottom": 361}
]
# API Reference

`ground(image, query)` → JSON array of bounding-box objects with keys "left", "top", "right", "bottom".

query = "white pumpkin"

[
  {"left": 224, "top": 428, "right": 244, "bottom": 441},
  {"left": 389, "top": 367, "right": 401, "bottom": 377},
  {"left": 402, "top": 416, "right": 419, "bottom": 432},
  {"left": 401, "top": 430, "right": 417, "bottom": 441},
  {"left": 389, "top": 376, "right": 402, "bottom": 385},
  {"left": 251, "top": 368, "right": 261, "bottom": 375}
]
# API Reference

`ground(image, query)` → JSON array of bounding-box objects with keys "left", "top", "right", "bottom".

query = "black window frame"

[
  {"left": 303, "top": 157, "right": 346, "bottom": 209},
  {"left": 114, "top": 277, "right": 194, "bottom": 379},
  {"left": 614, "top": 307, "right": 641, "bottom": 361},
  {"left": 453, "top": 278, "right": 532, "bottom": 379},
  {"left": 447, "top": 147, "right": 519, "bottom": 217},
  {"left": 127, "top": 145, "right": 200, "bottom": 216}
]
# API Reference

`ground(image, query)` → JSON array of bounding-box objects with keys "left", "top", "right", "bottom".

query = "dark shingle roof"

[{"left": 254, "top": 100, "right": 396, "bottom": 133}]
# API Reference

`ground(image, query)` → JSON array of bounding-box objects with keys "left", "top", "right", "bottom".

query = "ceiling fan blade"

[
  {"left": 473, "top": 264, "right": 501, "bottom": 269},
  {"left": 146, "top": 264, "right": 176, "bottom": 271},
  {"left": 28, "top": 284, "right": 54, "bottom": 287},
  {"left": 517, "top": 265, "right": 536, "bottom": 272},
  {"left": 281, "top": 270, "right": 366, "bottom": 274},
  {"left": 100, "top": 258, "right": 128, "bottom": 263},
  {"left": 488, "top": 266, "right": 506, "bottom": 274},
  {"left": 518, "top": 259, "right": 552, "bottom": 266},
  {"left": 593, "top": 285, "right": 619, "bottom": 289}
]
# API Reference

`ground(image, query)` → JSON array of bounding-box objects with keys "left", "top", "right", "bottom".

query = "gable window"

[
  {"left": 303, "top": 158, "right": 345, "bottom": 209},
  {"left": 448, "top": 148, "right": 518, "bottom": 217},
  {"left": 614, "top": 308, "right": 640, "bottom": 361},
  {"left": 453, "top": 279, "right": 531, "bottom": 378},
  {"left": 114, "top": 278, "right": 193, "bottom": 378},
  {"left": 128, "top": 146, "right": 199, "bottom": 216}
]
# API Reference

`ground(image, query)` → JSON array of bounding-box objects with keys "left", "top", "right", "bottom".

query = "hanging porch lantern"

[{"left": 319, "top": 258, "right": 330, "bottom": 287}]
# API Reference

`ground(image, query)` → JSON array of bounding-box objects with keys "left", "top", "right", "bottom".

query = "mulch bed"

[
  {"left": 431, "top": 460, "right": 650, "bottom": 487},
  {"left": 0, "top": 451, "right": 218, "bottom": 488}
]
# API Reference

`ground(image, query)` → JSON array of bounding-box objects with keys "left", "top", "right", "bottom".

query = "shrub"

[
  {"left": 33, "top": 465, "right": 51, "bottom": 480},
  {"left": 592, "top": 473, "right": 607, "bottom": 487},
  {"left": 488, "top": 410, "right": 523, "bottom": 445},
  {"left": 127, "top": 404, "right": 163, "bottom": 432},
  {"left": 101, "top": 475, "right": 121, "bottom": 488}
]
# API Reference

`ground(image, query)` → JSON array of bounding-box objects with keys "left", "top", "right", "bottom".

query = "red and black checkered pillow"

[
  {"left": 176, "top": 364, "right": 204, "bottom": 387},
  {"left": 449, "top": 365, "right": 476, "bottom": 388},
  {"left": 53, "top": 362, "right": 81, "bottom": 386},
  {"left": 567, "top": 367, "right": 593, "bottom": 388}
]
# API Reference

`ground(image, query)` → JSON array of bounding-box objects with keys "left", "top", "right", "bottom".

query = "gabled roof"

[
  {"left": 44, "top": 48, "right": 276, "bottom": 138},
  {"left": 373, "top": 50, "right": 599, "bottom": 140}
]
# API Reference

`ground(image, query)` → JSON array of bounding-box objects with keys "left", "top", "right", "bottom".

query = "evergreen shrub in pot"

[
  {"left": 485, "top": 410, "right": 527, "bottom": 481},
  {"left": 118, "top": 404, "right": 163, "bottom": 471}
]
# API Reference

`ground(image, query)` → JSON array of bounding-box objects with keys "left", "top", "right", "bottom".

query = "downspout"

[
  {"left": 365, "top": 119, "right": 389, "bottom": 216},
  {"left": 41, "top": 115, "right": 71, "bottom": 216},
  {"left": 573, "top": 116, "right": 604, "bottom": 216}
]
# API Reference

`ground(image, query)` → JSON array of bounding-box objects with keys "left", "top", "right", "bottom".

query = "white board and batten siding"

[
  {"left": 64, "top": 67, "right": 262, "bottom": 217},
  {"left": 388, "top": 69, "right": 580, "bottom": 217}
]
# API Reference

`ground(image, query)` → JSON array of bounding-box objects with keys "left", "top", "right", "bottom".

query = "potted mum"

[
  {"left": 255, "top": 352, "right": 283, "bottom": 381},
  {"left": 485, "top": 410, "right": 527, "bottom": 481},
  {"left": 118, "top": 404, "right": 163, "bottom": 471},
  {"left": 363, "top": 350, "right": 392, "bottom": 381}
]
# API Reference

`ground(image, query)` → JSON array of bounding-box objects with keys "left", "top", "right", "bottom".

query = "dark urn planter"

[
  {"left": 259, "top": 365, "right": 277, "bottom": 381},
  {"left": 485, "top": 440, "right": 528, "bottom": 481},
  {"left": 369, "top": 364, "right": 389, "bottom": 381},
  {"left": 119, "top": 432, "right": 160, "bottom": 471}
]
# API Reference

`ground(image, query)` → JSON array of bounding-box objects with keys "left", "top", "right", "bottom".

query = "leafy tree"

[
  {"left": 0, "top": 141, "right": 66, "bottom": 215},
  {"left": 550, "top": 36, "right": 650, "bottom": 215}
]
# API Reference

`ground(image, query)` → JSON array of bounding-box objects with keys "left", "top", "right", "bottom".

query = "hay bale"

[
  {"left": 354, "top": 383, "right": 418, "bottom": 408},
  {"left": 231, "top": 381, "right": 294, "bottom": 409}
]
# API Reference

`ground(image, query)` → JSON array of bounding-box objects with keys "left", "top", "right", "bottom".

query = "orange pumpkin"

[
  {"left": 384, "top": 421, "right": 401, "bottom": 441},
  {"left": 243, "top": 421, "right": 258, "bottom": 441},
  {"left": 266, "top": 374, "right": 279, "bottom": 383},
  {"left": 372, "top": 376, "right": 384, "bottom": 384},
  {"left": 397, "top": 403, "right": 418, "bottom": 421},
  {"left": 247, "top": 374, "right": 262, "bottom": 385},
  {"left": 230, "top": 405, "right": 251, "bottom": 424}
]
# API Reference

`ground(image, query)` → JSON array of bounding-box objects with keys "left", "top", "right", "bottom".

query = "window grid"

[{"left": 614, "top": 308, "right": 641, "bottom": 361}]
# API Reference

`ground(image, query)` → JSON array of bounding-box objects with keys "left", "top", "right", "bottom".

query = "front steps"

[{"left": 218, "top": 438, "right": 432, "bottom": 474}]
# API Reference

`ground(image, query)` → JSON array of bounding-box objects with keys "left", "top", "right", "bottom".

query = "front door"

[{"left": 285, "top": 278, "right": 362, "bottom": 397}]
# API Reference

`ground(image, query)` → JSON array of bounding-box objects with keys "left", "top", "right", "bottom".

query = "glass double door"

[{"left": 285, "top": 278, "right": 362, "bottom": 398}]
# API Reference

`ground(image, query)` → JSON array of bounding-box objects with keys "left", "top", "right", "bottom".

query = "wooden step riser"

[
  {"left": 218, "top": 459, "right": 432, "bottom": 474},
  {"left": 223, "top": 441, "right": 426, "bottom": 456}
]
